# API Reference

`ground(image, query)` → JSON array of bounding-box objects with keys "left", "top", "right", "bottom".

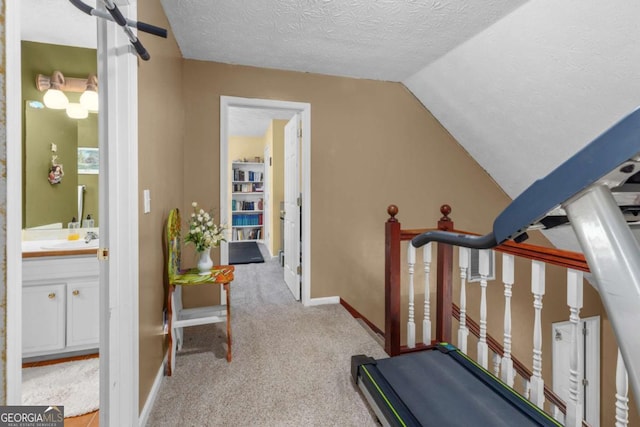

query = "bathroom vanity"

[{"left": 22, "top": 242, "right": 99, "bottom": 358}]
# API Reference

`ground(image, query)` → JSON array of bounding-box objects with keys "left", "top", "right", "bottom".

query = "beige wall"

[
  {"left": 137, "top": 0, "right": 186, "bottom": 411},
  {"left": 229, "top": 135, "right": 264, "bottom": 161},
  {"left": 181, "top": 59, "right": 512, "bottom": 323}
]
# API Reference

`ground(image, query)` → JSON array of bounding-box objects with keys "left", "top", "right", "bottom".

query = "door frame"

[
  {"left": 6, "top": 2, "right": 140, "bottom": 423},
  {"left": 220, "top": 96, "right": 312, "bottom": 305},
  {"left": 263, "top": 145, "right": 271, "bottom": 257}
]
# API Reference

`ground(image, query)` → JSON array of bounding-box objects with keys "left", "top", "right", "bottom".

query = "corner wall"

[{"left": 137, "top": 0, "right": 186, "bottom": 411}]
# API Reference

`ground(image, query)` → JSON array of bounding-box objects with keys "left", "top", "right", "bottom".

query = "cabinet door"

[
  {"left": 66, "top": 279, "right": 99, "bottom": 347},
  {"left": 23, "top": 283, "right": 66, "bottom": 354}
]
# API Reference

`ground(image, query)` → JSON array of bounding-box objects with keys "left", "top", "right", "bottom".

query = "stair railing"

[{"left": 384, "top": 204, "right": 632, "bottom": 427}]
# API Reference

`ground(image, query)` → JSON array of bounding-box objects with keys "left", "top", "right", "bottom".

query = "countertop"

[{"left": 22, "top": 239, "right": 100, "bottom": 258}]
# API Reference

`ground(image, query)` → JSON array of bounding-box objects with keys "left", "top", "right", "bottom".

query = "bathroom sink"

[{"left": 41, "top": 239, "right": 100, "bottom": 250}]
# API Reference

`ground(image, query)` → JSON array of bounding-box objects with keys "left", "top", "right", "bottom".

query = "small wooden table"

[{"left": 166, "top": 265, "right": 235, "bottom": 376}]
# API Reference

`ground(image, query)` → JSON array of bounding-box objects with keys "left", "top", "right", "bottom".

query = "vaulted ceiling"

[{"left": 22, "top": 0, "right": 640, "bottom": 249}]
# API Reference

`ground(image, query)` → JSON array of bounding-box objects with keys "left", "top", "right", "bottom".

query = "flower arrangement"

[{"left": 184, "top": 202, "right": 226, "bottom": 252}]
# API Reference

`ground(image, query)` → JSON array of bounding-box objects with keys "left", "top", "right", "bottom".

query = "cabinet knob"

[
  {"left": 48, "top": 293, "right": 56, "bottom": 299},
  {"left": 72, "top": 290, "right": 80, "bottom": 296}
]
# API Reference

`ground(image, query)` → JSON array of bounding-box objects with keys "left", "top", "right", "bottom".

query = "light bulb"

[
  {"left": 43, "top": 89, "right": 69, "bottom": 109},
  {"left": 80, "top": 90, "right": 99, "bottom": 112},
  {"left": 66, "top": 102, "right": 88, "bottom": 119}
]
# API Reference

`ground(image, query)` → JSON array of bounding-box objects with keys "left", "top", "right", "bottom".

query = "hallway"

[{"left": 147, "top": 257, "right": 386, "bottom": 426}]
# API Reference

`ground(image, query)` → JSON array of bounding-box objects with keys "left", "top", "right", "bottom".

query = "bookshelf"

[{"left": 231, "top": 161, "right": 264, "bottom": 242}]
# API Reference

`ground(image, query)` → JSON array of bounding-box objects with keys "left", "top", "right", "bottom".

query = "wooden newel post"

[
  {"left": 436, "top": 204, "right": 454, "bottom": 344},
  {"left": 385, "top": 204, "right": 401, "bottom": 356}
]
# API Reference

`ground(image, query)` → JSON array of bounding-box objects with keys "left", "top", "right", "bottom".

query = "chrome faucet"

[{"left": 85, "top": 231, "right": 99, "bottom": 243}]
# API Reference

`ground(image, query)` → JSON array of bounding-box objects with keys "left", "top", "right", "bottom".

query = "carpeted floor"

[{"left": 147, "top": 252, "right": 387, "bottom": 426}]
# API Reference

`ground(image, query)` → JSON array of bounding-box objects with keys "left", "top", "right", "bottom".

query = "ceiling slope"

[
  {"left": 404, "top": 0, "right": 640, "bottom": 199},
  {"left": 160, "top": 0, "right": 528, "bottom": 82}
]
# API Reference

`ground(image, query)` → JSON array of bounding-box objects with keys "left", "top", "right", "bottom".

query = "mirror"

[{"left": 21, "top": 41, "right": 99, "bottom": 231}]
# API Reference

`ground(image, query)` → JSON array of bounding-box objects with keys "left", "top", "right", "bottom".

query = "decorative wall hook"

[{"left": 48, "top": 155, "right": 64, "bottom": 185}]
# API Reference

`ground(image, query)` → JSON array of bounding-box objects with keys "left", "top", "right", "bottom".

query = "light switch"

[{"left": 143, "top": 189, "right": 151, "bottom": 213}]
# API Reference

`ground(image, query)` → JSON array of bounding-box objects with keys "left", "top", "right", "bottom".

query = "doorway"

[
  {"left": 552, "top": 316, "right": 600, "bottom": 426},
  {"left": 220, "top": 96, "right": 311, "bottom": 304},
  {"left": 8, "top": 1, "right": 140, "bottom": 424}
]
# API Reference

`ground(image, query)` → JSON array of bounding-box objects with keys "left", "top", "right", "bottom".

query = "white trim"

[
  {"left": 97, "top": 3, "right": 139, "bottom": 425},
  {"left": 6, "top": 0, "right": 23, "bottom": 404},
  {"left": 306, "top": 296, "right": 340, "bottom": 306},
  {"left": 220, "top": 96, "right": 312, "bottom": 305},
  {"left": 139, "top": 352, "right": 168, "bottom": 427}
]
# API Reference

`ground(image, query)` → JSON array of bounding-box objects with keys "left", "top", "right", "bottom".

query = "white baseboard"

[
  {"left": 139, "top": 352, "right": 167, "bottom": 426},
  {"left": 306, "top": 296, "right": 340, "bottom": 306}
]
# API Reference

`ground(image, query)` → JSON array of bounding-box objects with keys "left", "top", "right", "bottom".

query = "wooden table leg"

[{"left": 225, "top": 282, "right": 232, "bottom": 362}]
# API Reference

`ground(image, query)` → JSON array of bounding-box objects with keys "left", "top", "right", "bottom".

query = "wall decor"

[{"left": 78, "top": 147, "right": 99, "bottom": 174}]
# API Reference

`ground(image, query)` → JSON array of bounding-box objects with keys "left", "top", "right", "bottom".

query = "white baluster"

[
  {"left": 552, "top": 404, "right": 565, "bottom": 424},
  {"left": 565, "top": 269, "right": 584, "bottom": 427},
  {"left": 522, "top": 378, "right": 531, "bottom": 400},
  {"left": 423, "top": 243, "right": 432, "bottom": 345},
  {"left": 615, "top": 349, "right": 629, "bottom": 427},
  {"left": 477, "top": 249, "right": 490, "bottom": 369},
  {"left": 407, "top": 243, "right": 416, "bottom": 348},
  {"left": 458, "top": 247, "right": 469, "bottom": 353},
  {"left": 493, "top": 352, "right": 501, "bottom": 377},
  {"left": 502, "top": 253, "right": 515, "bottom": 387},
  {"left": 530, "top": 260, "right": 546, "bottom": 408}
]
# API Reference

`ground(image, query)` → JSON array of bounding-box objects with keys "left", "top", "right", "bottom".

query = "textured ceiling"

[
  {"left": 405, "top": 0, "right": 640, "bottom": 199},
  {"left": 229, "top": 107, "right": 297, "bottom": 137},
  {"left": 160, "top": 0, "right": 528, "bottom": 82},
  {"left": 21, "top": 0, "right": 97, "bottom": 48}
]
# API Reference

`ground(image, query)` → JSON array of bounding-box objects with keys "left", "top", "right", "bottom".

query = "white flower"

[{"left": 184, "top": 202, "right": 226, "bottom": 251}]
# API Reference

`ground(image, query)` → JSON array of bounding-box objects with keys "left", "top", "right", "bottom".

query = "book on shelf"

[
  {"left": 232, "top": 226, "right": 262, "bottom": 241},
  {"left": 231, "top": 213, "right": 262, "bottom": 226},
  {"left": 232, "top": 168, "right": 263, "bottom": 182}
]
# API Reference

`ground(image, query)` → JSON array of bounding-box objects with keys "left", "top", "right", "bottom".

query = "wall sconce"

[{"left": 35, "top": 71, "right": 99, "bottom": 119}]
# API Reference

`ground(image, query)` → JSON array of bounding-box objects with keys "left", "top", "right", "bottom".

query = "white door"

[
  {"left": 552, "top": 316, "right": 600, "bottom": 426},
  {"left": 263, "top": 146, "right": 271, "bottom": 256},
  {"left": 283, "top": 115, "right": 301, "bottom": 300}
]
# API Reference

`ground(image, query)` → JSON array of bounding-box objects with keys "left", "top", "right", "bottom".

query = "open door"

[{"left": 283, "top": 115, "right": 301, "bottom": 300}]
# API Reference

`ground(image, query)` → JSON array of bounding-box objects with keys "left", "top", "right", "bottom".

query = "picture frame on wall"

[{"left": 78, "top": 147, "right": 99, "bottom": 174}]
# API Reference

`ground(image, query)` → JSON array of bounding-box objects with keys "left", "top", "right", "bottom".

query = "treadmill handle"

[{"left": 411, "top": 231, "right": 497, "bottom": 250}]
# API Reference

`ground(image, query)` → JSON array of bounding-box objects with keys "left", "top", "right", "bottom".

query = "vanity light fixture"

[
  {"left": 36, "top": 71, "right": 99, "bottom": 118},
  {"left": 40, "top": 71, "right": 68, "bottom": 110},
  {"left": 79, "top": 74, "right": 99, "bottom": 112}
]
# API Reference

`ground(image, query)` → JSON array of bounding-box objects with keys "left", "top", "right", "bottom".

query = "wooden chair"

[{"left": 166, "top": 208, "right": 235, "bottom": 376}]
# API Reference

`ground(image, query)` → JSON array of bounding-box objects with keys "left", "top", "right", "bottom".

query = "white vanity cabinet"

[{"left": 22, "top": 255, "right": 99, "bottom": 358}]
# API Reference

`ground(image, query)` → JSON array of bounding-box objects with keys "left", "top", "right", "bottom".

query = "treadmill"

[{"left": 353, "top": 107, "right": 640, "bottom": 426}]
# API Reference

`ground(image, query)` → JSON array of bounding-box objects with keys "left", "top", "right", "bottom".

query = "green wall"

[{"left": 21, "top": 41, "right": 98, "bottom": 229}]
